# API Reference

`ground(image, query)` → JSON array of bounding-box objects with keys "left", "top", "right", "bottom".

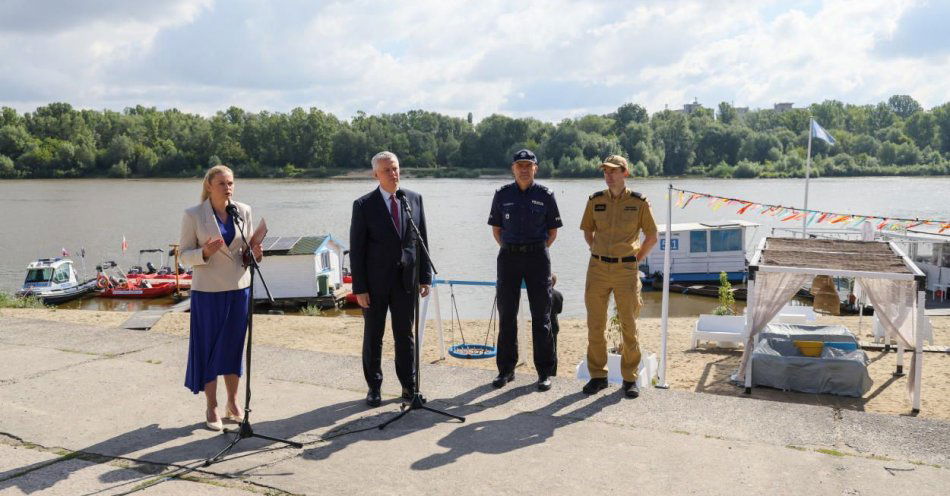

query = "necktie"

[{"left": 390, "top": 194, "right": 400, "bottom": 236}]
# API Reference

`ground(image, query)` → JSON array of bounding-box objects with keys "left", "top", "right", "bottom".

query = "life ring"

[{"left": 96, "top": 275, "right": 111, "bottom": 289}]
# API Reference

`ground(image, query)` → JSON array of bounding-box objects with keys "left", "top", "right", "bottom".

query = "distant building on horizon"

[
  {"left": 773, "top": 102, "right": 794, "bottom": 113},
  {"left": 675, "top": 98, "right": 708, "bottom": 115}
]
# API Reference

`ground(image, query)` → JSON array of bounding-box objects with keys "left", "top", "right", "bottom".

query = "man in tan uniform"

[{"left": 580, "top": 155, "right": 658, "bottom": 398}]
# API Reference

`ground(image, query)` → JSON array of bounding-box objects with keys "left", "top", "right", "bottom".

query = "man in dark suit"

[{"left": 349, "top": 151, "right": 432, "bottom": 407}]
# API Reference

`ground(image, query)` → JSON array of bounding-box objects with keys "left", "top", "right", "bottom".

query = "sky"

[{"left": 1, "top": 0, "right": 948, "bottom": 122}]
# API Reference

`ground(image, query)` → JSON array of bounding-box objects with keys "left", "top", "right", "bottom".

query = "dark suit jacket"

[{"left": 349, "top": 188, "right": 432, "bottom": 295}]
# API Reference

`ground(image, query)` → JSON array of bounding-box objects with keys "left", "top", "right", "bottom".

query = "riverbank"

[
  {"left": 3, "top": 308, "right": 947, "bottom": 420},
  {"left": 2, "top": 314, "right": 947, "bottom": 495}
]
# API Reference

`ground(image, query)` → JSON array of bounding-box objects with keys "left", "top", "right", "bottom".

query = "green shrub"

[
  {"left": 300, "top": 304, "right": 324, "bottom": 317},
  {"left": 0, "top": 292, "right": 46, "bottom": 309},
  {"left": 713, "top": 272, "right": 736, "bottom": 316}
]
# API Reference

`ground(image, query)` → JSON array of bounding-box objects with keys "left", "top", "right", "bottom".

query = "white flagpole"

[
  {"left": 658, "top": 183, "right": 673, "bottom": 388},
  {"left": 803, "top": 120, "right": 813, "bottom": 238}
]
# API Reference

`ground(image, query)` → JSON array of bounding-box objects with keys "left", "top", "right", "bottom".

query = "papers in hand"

[{"left": 250, "top": 218, "right": 268, "bottom": 248}]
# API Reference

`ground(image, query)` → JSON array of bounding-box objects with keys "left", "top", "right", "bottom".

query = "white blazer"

[{"left": 179, "top": 199, "right": 254, "bottom": 292}]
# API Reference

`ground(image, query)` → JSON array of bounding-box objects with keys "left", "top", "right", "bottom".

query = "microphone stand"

[
  {"left": 376, "top": 193, "right": 465, "bottom": 430},
  {"left": 205, "top": 205, "right": 303, "bottom": 466}
]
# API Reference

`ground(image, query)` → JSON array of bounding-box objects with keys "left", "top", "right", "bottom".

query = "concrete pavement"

[{"left": 1, "top": 316, "right": 948, "bottom": 495}]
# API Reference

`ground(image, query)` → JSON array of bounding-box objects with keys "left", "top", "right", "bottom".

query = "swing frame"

[{"left": 444, "top": 282, "right": 498, "bottom": 359}]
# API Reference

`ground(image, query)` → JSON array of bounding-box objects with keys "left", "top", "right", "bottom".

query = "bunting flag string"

[{"left": 670, "top": 187, "right": 950, "bottom": 235}]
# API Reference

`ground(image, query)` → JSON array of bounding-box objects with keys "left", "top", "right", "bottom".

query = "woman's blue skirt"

[{"left": 185, "top": 288, "right": 250, "bottom": 394}]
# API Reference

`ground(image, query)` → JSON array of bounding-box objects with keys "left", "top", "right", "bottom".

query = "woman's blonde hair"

[{"left": 200, "top": 164, "right": 234, "bottom": 201}]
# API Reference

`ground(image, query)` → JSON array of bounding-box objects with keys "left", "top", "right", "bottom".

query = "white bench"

[
  {"left": 693, "top": 315, "right": 747, "bottom": 349},
  {"left": 692, "top": 307, "right": 819, "bottom": 349}
]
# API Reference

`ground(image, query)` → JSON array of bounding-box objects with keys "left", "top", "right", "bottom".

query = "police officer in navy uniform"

[{"left": 488, "top": 149, "right": 562, "bottom": 391}]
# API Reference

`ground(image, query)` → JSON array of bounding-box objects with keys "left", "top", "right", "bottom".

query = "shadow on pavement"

[
  {"left": 411, "top": 391, "right": 622, "bottom": 470},
  {"left": 302, "top": 383, "right": 536, "bottom": 462}
]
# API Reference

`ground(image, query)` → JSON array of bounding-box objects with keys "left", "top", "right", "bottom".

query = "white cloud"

[{"left": 0, "top": 0, "right": 947, "bottom": 120}]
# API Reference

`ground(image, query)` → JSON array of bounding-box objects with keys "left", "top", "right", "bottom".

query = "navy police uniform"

[{"left": 488, "top": 178, "right": 563, "bottom": 379}]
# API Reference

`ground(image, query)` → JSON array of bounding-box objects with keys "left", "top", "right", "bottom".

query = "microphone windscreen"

[
  {"left": 395, "top": 189, "right": 406, "bottom": 200},
  {"left": 225, "top": 201, "right": 240, "bottom": 219}
]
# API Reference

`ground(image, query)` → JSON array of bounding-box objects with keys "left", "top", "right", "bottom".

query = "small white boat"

[{"left": 15, "top": 258, "right": 98, "bottom": 304}]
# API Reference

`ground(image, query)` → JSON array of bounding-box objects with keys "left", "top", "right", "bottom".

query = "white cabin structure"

[
  {"left": 641, "top": 220, "right": 759, "bottom": 284},
  {"left": 19, "top": 258, "right": 79, "bottom": 291},
  {"left": 253, "top": 235, "right": 347, "bottom": 303},
  {"left": 883, "top": 230, "right": 950, "bottom": 299}
]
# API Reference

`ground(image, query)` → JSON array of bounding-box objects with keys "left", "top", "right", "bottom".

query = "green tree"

[
  {"left": 904, "top": 111, "right": 938, "bottom": 150},
  {"left": 0, "top": 154, "right": 16, "bottom": 178},
  {"left": 612, "top": 103, "right": 648, "bottom": 132},
  {"left": 108, "top": 160, "right": 130, "bottom": 178},
  {"left": 887, "top": 94, "right": 923, "bottom": 119},
  {"left": 651, "top": 111, "right": 694, "bottom": 175},
  {"left": 0, "top": 125, "right": 33, "bottom": 158},
  {"left": 809, "top": 101, "right": 846, "bottom": 131},
  {"left": 717, "top": 102, "right": 738, "bottom": 125}
]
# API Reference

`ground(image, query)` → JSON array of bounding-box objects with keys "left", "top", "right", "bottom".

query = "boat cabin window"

[
  {"left": 710, "top": 228, "right": 742, "bottom": 252},
  {"left": 690, "top": 231, "right": 707, "bottom": 253},
  {"left": 53, "top": 265, "right": 70, "bottom": 283},
  {"left": 25, "top": 268, "right": 53, "bottom": 283}
]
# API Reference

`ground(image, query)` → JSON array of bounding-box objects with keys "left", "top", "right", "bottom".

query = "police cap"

[{"left": 512, "top": 149, "right": 538, "bottom": 164}]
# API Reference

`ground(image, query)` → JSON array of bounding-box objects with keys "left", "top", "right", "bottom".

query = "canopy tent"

[
  {"left": 733, "top": 237, "right": 928, "bottom": 412},
  {"left": 657, "top": 184, "right": 930, "bottom": 412}
]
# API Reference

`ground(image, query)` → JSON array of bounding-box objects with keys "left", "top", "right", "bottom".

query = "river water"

[{"left": 1, "top": 176, "right": 947, "bottom": 318}]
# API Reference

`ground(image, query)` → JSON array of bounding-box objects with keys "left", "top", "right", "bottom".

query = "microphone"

[
  {"left": 394, "top": 189, "right": 412, "bottom": 214},
  {"left": 225, "top": 200, "right": 242, "bottom": 222}
]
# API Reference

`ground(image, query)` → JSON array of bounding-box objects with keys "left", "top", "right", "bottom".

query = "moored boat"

[
  {"left": 95, "top": 261, "right": 178, "bottom": 299},
  {"left": 98, "top": 282, "right": 177, "bottom": 299},
  {"left": 15, "top": 258, "right": 98, "bottom": 304},
  {"left": 640, "top": 220, "right": 759, "bottom": 285}
]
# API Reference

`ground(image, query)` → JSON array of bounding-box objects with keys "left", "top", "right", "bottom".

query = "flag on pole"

[
  {"left": 61, "top": 248, "right": 69, "bottom": 256},
  {"left": 810, "top": 119, "right": 836, "bottom": 145},
  {"left": 122, "top": 236, "right": 128, "bottom": 253}
]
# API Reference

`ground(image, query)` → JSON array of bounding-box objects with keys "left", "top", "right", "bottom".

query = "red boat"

[
  {"left": 95, "top": 261, "right": 178, "bottom": 299},
  {"left": 125, "top": 272, "right": 192, "bottom": 289},
  {"left": 98, "top": 281, "right": 177, "bottom": 299},
  {"left": 125, "top": 248, "right": 192, "bottom": 289}
]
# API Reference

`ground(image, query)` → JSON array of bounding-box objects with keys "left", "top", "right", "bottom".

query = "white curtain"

[
  {"left": 737, "top": 271, "right": 811, "bottom": 380},
  {"left": 857, "top": 278, "right": 915, "bottom": 347}
]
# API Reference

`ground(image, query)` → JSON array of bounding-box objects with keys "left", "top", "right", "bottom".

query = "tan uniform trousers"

[{"left": 585, "top": 257, "right": 642, "bottom": 382}]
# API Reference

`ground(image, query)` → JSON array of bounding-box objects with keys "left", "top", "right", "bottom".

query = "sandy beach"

[{"left": 3, "top": 307, "right": 948, "bottom": 420}]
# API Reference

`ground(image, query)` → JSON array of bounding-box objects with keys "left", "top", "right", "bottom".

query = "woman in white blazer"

[{"left": 180, "top": 165, "right": 262, "bottom": 431}]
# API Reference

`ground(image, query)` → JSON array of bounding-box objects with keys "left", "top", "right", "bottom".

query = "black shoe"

[
  {"left": 366, "top": 388, "right": 382, "bottom": 407},
  {"left": 622, "top": 381, "right": 640, "bottom": 399},
  {"left": 537, "top": 376, "right": 552, "bottom": 392},
  {"left": 582, "top": 378, "right": 609, "bottom": 395},
  {"left": 401, "top": 387, "right": 427, "bottom": 403},
  {"left": 492, "top": 371, "right": 515, "bottom": 388}
]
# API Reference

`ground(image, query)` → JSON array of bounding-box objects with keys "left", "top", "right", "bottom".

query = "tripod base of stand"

[
  {"left": 377, "top": 394, "right": 465, "bottom": 430},
  {"left": 204, "top": 419, "right": 303, "bottom": 467}
]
